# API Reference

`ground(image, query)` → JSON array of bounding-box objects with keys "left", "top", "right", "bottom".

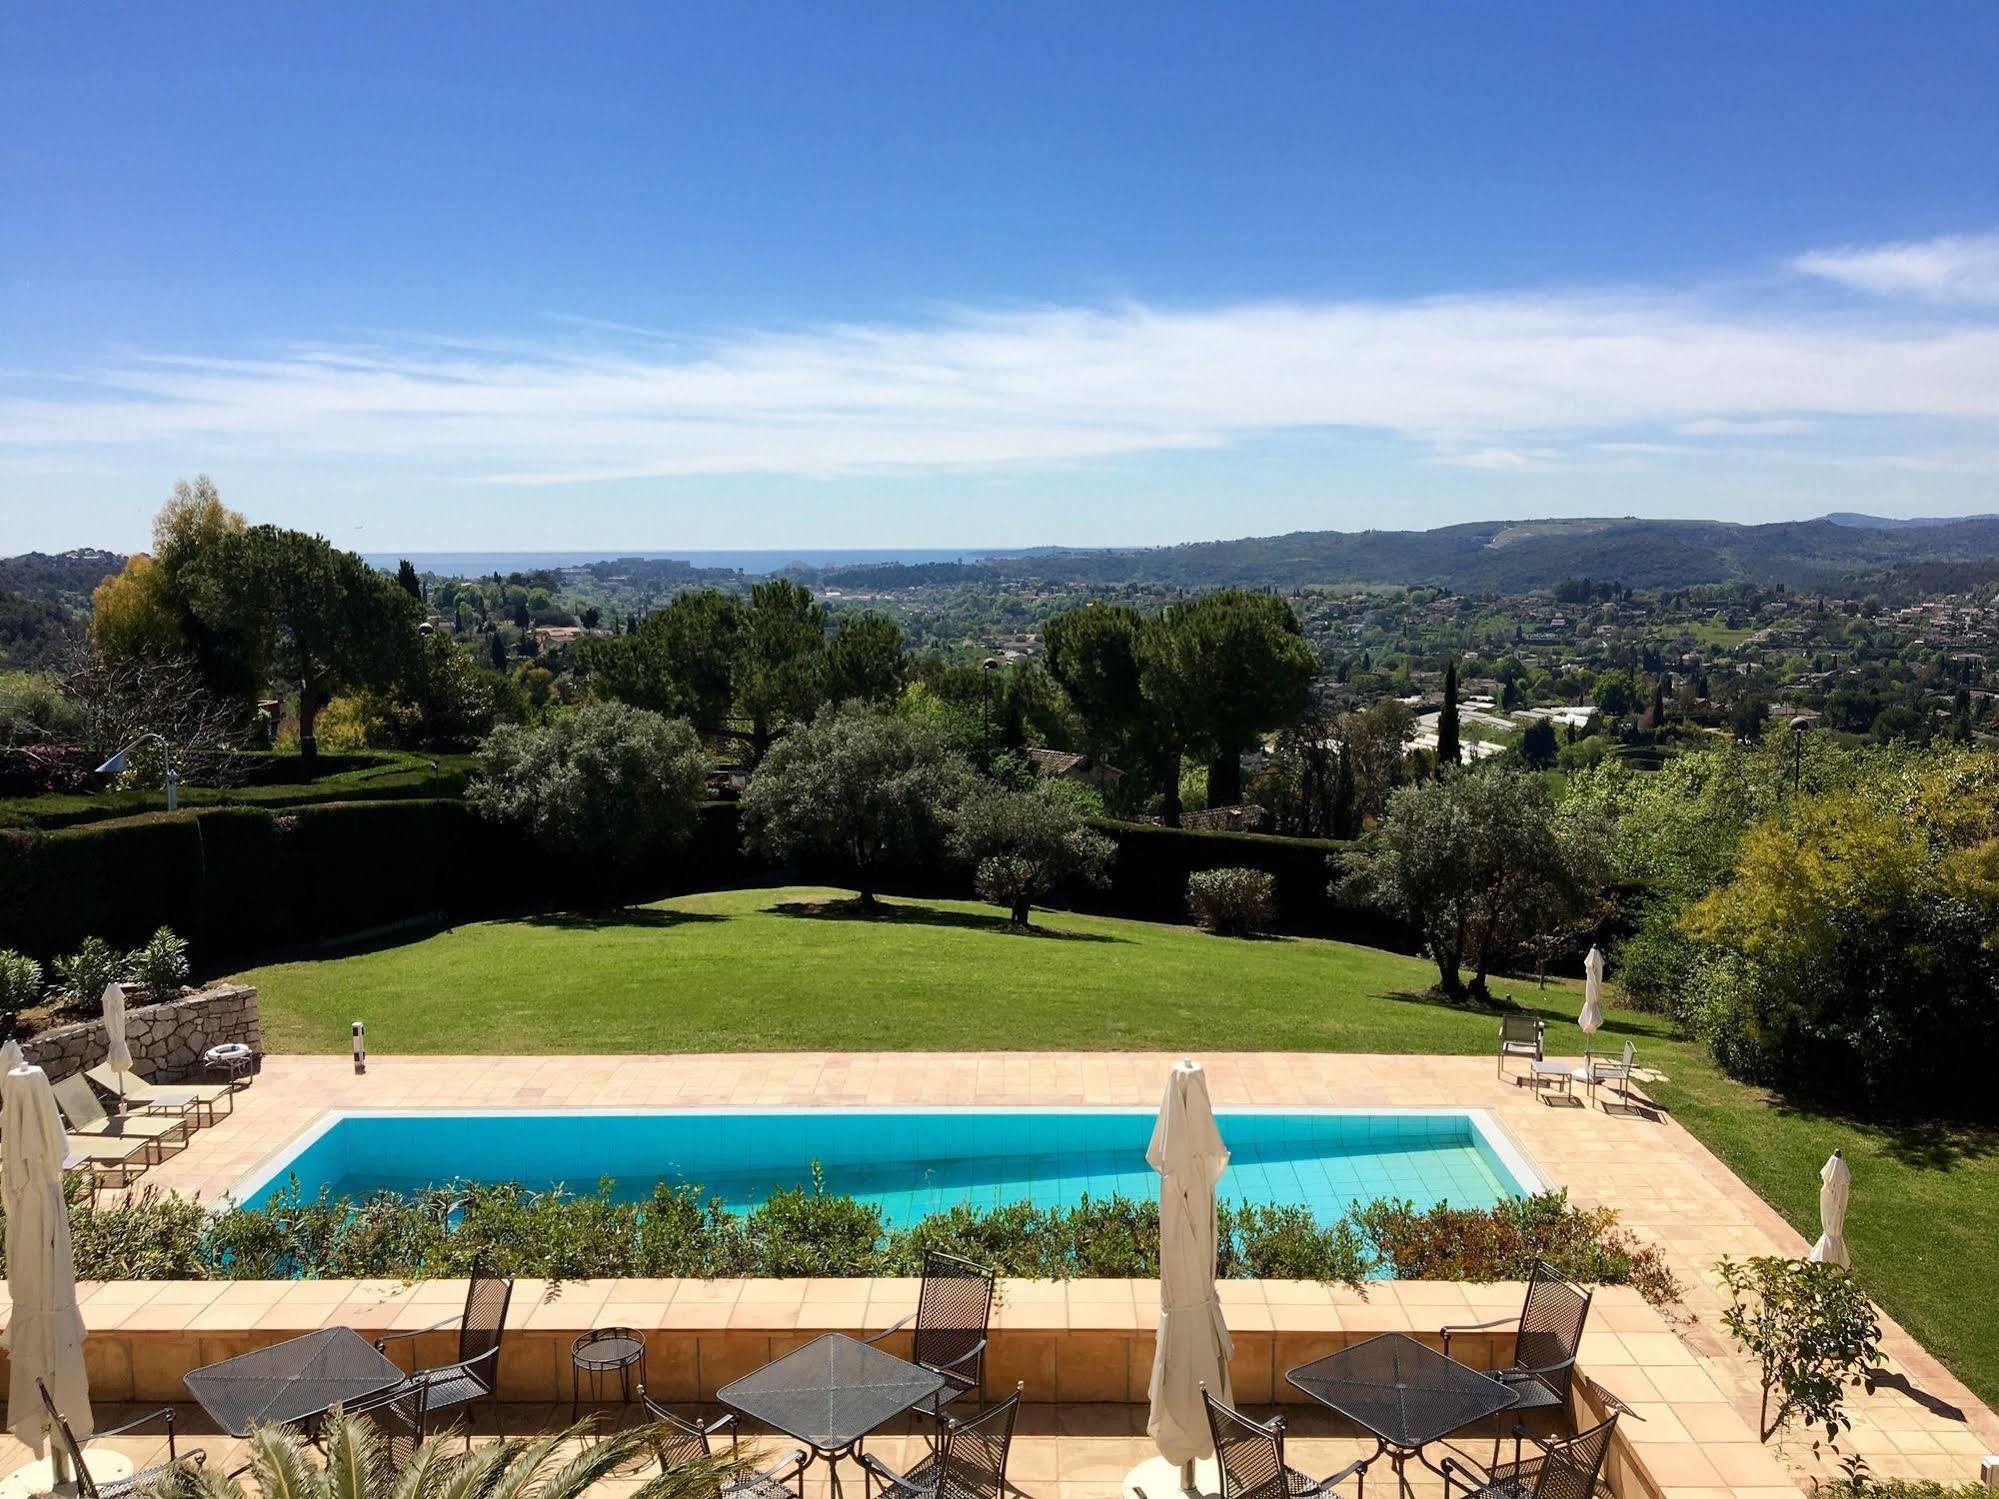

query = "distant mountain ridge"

[
  {"left": 983, "top": 515, "right": 1999, "bottom": 592},
  {"left": 1823, "top": 512, "right": 1999, "bottom": 531},
  {"left": 0, "top": 548, "right": 124, "bottom": 604}
]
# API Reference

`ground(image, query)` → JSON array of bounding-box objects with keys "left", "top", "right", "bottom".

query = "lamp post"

[
  {"left": 95, "top": 732, "right": 177, "bottom": 810},
  {"left": 981, "top": 657, "right": 1000, "bottom": 771}
]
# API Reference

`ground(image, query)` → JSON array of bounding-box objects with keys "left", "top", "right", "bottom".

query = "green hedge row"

[
  {"left": 1073, "top": 820, "right": 1395, "bottom": 940},
  {"left": 0, "top": 799, "right": 746, "bottom": 962},
  {"left": 0, "top": 751, "right": 476, "bottom": 830},
  {"left": 0, "top": 795, "right": 1397, "bottom": 965}
]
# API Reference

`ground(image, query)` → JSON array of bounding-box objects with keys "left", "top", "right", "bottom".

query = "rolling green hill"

[{"left": 988, "top": 515, "right": 1999, "bottom": 592}]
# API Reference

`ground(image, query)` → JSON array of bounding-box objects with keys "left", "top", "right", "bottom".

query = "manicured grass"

[
  {"left": 236, "top": 885, "right": 1670, "bottom": 1055},
  {"left": 232, "top": 884, "right": 1999, "bottom": 1407},
  {"left": 1638, "top": 1056, "right": 1999, "bottom": 1414}
]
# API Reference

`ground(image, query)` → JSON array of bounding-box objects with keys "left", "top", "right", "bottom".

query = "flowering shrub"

[
  {"left": 51, "top": 936, "right": 120, "bottom": 1009},
  {"left": 11, "top": 1180, "right": 1675, "bottom": 1307},
  {"left": 125, "top": 926, "right": 190, "bottom": 998},
  {"left": 0, "top": 949, "right": 42, "bottom": 1033},
  {"left": 1354, "top": 1189, "right": 1679, "bottom": 1305}
]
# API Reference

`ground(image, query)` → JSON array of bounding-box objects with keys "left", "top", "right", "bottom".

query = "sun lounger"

[
  {"left": 51, "top": 1072, "right": 189, "bottom": 1163},
  {"left": 85, "top": 1062, "right": 234, "bottom": 1126},
  {"left": 62, "top": 1133, "right": 151, "bottom": 1190}
]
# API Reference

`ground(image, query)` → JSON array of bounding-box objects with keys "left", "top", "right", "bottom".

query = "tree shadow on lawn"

[
  {"left": 516, "top": 908, "right": 728, "bottom": 933},
  {"left": 769, "top": 898, "right": 1127, "bottom": 943},
  {"left": 1762, "top": 1097, "right": 1999, "bottom": 1174},
  {"left": 1872, "top": 1119, "right": 1999, "bottom": 1172},
  {"left": 1378, "top": 986, "right": 1519, "bottom": 1018}
]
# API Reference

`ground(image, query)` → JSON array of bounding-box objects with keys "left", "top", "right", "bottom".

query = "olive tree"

[
  {"left": 469, "top": 701, "right": 707, "bottom": 874},
  {"left": 741, "top": 704, "right": 968, "bottom": 909},
  {"left": 948, "top": 783, "right": 1115, "bottom": 928},
  {"left": 1339, "top": 769, "right": 1612, "bottom": 1001}
]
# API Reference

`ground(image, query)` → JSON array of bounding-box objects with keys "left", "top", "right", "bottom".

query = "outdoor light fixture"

[{"left": 95, "top": 731, "right": 178, "bottom": 810}]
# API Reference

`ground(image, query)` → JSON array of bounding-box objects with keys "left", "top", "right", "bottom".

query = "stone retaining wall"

[{"left": 22, "top": 983, "right": 261, "bottom": 1083}]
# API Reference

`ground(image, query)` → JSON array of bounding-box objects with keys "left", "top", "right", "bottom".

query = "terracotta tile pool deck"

[{"left": 14, "top": 1051, "right": 1997, "bottom": 1493}]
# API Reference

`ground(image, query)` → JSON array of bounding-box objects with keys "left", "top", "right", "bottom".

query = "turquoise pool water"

[{"left": 233, "top": 1109, "right": 1539, "bottom": 1227}]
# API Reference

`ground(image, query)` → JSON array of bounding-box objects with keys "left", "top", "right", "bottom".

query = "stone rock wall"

[{"left": 22, "top": 983, "right": 261, "bottom": 1083}]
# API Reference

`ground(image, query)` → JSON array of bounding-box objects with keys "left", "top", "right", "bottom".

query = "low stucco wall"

[
  {"left": 0, "top": 1276, "right": 1795, "bottom": 1499},
  {"left": 21, "top": 983, "right": 261, "bottom": 1083}
]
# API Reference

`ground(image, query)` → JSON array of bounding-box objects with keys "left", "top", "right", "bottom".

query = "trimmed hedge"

[
  {"left": 0, "top": 751, "right": 475, "bottom": 830},
  {"left": 0, "top": 798, "right": 746, "bottom": 962},
  {"left": 0, "top": 794, "right": 1405, "bottom": 965},
  {"left": 1074, "top": 820, "right": 1408, "bottom": 946}
]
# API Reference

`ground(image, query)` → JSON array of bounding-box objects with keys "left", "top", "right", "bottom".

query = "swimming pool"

[{"left": 231, "top": 1108, "right": 1542, "bottom": 1227}]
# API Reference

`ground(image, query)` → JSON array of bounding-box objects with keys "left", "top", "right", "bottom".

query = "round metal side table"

[{"left": 571, "top": 1327, "right": 647, "bottom": 1420}]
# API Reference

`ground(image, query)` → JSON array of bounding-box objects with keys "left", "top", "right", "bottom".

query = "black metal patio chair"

[
  {"left": 373, "top": 1262, "right": 513, "bottom": 1447},
  {"left": 865, "top": 1250, "right": 996, "bottom": 1437},
  {"left": 1441, "top": 1264, "right": 1593, "bottom": 1461},
  {"left": 637, "top": 1388, "right": 809, "bottom": 1499},
  {"left": 1439, "top": 1413, "right": 1618, "bottom": 1499},
  {"left": 1204, "top": 1386, "right": 1367, "bottom": 1499},
  {"left": 345, "top": 1379, "right": 431, "bottom": 1468},
  {"left": 37, "top": 1379, "right": 205, "bottom": 1499},
  {"left": 858, "top": 1382, "right": 1024, "bottom": 1499}
]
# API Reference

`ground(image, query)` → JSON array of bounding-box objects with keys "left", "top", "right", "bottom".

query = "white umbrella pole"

[
  {"left": 1132, "top": 1060, "right": 1232, "bottom": 1499},
  {"left": 2, "top": 1063, "right": 106, "bottom": 1499}
]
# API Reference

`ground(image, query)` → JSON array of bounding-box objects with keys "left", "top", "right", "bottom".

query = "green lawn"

[{"left": 231, "top": 885, "right": 1999, "bottom": 1407}]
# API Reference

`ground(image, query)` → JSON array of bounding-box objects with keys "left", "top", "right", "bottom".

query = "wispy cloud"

[
  {"left": 5, "top": 256, "right": 1999, "bottom": 487},
  {"left": 1433, "top": 446, "right": 1562, "bottom": 471},
  {"left": 1791, "top": 232, "right": 1999, "bottom": 306},
  {"left": 1675, "top": 417, "right": 1818, "bottom": 437}
]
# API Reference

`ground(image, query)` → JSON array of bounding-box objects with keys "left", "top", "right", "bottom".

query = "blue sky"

[{"left": 4, "top": 2, "right": 1998, "bottom": 553}]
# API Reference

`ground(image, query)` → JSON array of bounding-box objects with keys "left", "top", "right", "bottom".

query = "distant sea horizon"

[{"left": 364, "top": 546, "right": 1043, "bottom": 576}]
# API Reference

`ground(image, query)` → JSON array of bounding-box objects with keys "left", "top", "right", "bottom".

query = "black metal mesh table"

[
  {"left": 719, "top": 1332, "right": 945, "bottom": 1486},
  {"left": 1287, "top": 1333, "right": 1519, "bottom": 1487},
  {"left": 184, "top": 1326, "right": 406, "bottom": 1437}
]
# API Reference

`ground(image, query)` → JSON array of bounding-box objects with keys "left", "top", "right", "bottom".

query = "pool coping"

[{"left": 225, "top": 1103, "right": 1550, "bottom": 1209}]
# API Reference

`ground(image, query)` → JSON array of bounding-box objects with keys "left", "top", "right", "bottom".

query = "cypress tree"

[
  {"left": 1331, "top": 732, "right": 1358, "bottom": 839},
  {"left": 1437, "top": 660, "right": 1461, "bottom": 770}
]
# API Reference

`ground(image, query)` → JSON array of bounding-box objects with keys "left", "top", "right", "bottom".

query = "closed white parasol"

[
  {"left": 1808, "top": 1149, "right": 1852, "bottom": 1271},
  {"left": 1579, "top": 946, "right": 1606, "bottom": 1059},
  {"left": 100, "top": 982, "right": 134, "bottom": 1105},
  {"left": 3, "top": 1063, "right": 94, "bottom": 1482},
  {"left": 1143, "top": 1060, "right": 1234, "bottom": 1490}
]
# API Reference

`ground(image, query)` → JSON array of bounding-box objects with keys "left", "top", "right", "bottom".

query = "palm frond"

[
  {"left": 384, "top": 1428, "right": 461, "bottom": 1499},
  {"left": 148, "top": 1460, "right": 246, "bottom": 1499},
  {"left": 523, "top": 1423, "right": 659, "bottom": 1499},
  {"left": 629, "top": 1445, "right": 754, "bottom": 1499},
  {"left": 243, "top": 1421, "right": 325, "bottom": 1499},
  {"left": 320, "top": 1411, "right": 382, "bottom": 1499},
  {"left": 479, "top": 1423, "right": 597, "bottom": 1499},
  {"left": 430, "top": 1433, "right": 522, "bottom": 1499}
]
